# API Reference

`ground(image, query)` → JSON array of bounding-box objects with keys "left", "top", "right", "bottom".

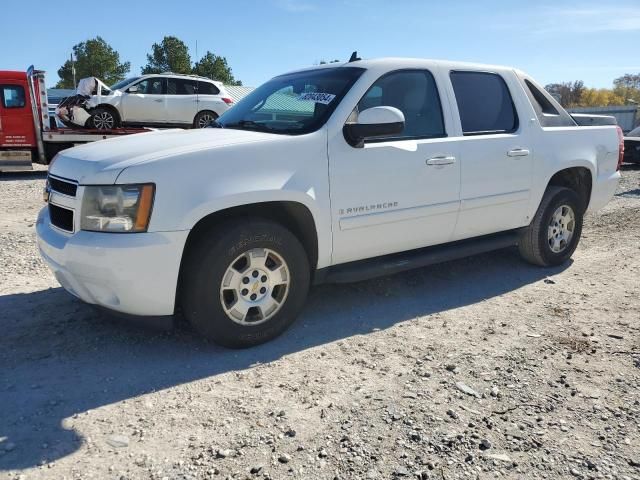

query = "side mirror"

[
  {"left": 343, "top": 106, "right": 405, "bottom": 148},
  {"left": 127, "top": 85, "right": 139, "bottom": 93}
]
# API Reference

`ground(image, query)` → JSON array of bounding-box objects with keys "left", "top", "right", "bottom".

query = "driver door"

[
  {"left": 121, "top": 77, "right": 166, "bottom": 123},
  {"left": 329, "top": 69, "right": 461, "bottom": 265}
]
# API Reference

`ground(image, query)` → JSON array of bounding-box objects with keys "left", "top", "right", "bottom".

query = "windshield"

[
  {"left": 110, "top": 77, "right": 140, "bottom": 91},
  {"left": 216, "top": 67, "right": 365, "bottom": 135},
  {"left": 628, "top": 126, "right": 640, "bottom": 137}
]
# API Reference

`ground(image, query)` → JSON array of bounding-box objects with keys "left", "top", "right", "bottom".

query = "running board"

[{"left": 316, "top": 230, "right": 520, "bottom": 284}]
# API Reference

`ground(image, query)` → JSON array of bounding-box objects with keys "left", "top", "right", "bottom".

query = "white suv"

[{"left": 86, "top": 73, "right": 234, "bottom": 129}]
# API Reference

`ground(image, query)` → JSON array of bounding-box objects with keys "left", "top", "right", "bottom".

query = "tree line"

[
  {"left": 56, "top": 36, "right": 241, "bottom": 89},
  {"left": 545, "top": 75, "right": 640, "bottom": 108}
]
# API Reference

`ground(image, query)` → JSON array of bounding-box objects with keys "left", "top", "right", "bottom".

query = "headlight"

[{"left": 80, "top": 184, "right": 155, "bottom": 233}]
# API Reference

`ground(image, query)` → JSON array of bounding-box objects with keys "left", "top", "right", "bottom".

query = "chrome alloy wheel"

[
  {"left": 197, "top": 112, "right": 216, "bottom": 128},
  {"left": 220, "top": 248, "right": 290, "bottom": 326},
  {"left": 93, "top": 111, "right": 115, "bottom": 129},
  {"left": 548, "top": 205, "right": 576, "bottom": 253}
]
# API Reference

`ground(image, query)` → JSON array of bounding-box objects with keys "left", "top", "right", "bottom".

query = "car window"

[
  {"left": 111, "top": 77, "right": 140, "bottom": 90},
  {"left": 450, "top": 71, "right": 518, "bottom": 135},
  {"left": 217, "top": 67, "right": 364, "bottom": 135},
  {"left": 197, "top": 81, "right": 220, "bottom": 95},
  {"left": 356, "top": 70, "right": 445, "bottom": 141},
  {"left": 134, "top": 78, "right": 164, "bottom": 95},
  {"left": 522, "top": 78, "right": 575, "bottom": 128},
  {"left": 1, "top": 85, "right": 26, "bottom": 108},
  {"left": 167, "top": 78, "right": 198, "bottom": 95}
]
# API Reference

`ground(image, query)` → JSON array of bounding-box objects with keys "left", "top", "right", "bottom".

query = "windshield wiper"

[{"left": 223, "top": 120, "right": 272, "bottom": 132}]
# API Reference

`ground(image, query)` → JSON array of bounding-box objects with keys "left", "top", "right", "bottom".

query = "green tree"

[
  {"left": 613, "top": 73, "right": 640, "bottom": 104},
  {"left": 142, "top": 36, "right": 191, "bottom": 74},
  {"left": 192, "top": 51, "right": 242, "bottom": 85},
  {"left": 544, "top": 80, "right": 585, "bottom": 108},
  {"left": 56, "top": 37, "right": 130, "bottom": 88}
]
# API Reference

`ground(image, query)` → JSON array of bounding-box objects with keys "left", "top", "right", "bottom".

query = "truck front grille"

[
  {"left": 49, "top": 204, "right": 74, "bottom": 232},
  {"left": 48, "top": 176, "right": 77, "bottom": 197}
]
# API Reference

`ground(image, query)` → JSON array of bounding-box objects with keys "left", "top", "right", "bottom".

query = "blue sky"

[{"left": 2, "top": 0, "right": 639, "bottom": 89}]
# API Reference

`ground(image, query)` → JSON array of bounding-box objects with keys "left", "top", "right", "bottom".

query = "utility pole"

[{"left": 71, "top": 53, "right": 76, "bottom": 88}]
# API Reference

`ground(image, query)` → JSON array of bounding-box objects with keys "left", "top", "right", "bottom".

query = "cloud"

[
  {"left": 534, "top": 6, "right": 640, "bottom": 34},
  {"left": 273, "top": 0, "right": 316, "bottom": 12}
]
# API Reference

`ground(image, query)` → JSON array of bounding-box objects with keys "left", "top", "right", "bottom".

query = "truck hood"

[{"left": 49, "top": 128, "right": 278, "bottom": 184}]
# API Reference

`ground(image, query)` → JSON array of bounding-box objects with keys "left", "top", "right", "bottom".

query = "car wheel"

[
  {"left": 181, "top": 219, "right": 310, "bottom": 348},
  {"left": 193, "top": 110, "right": 218, "bottom": 128},
  {"left": 89, "top": 107, "right": 120, "bottom": 130},
  {"left": 518, "top": 186, "right": 584, "bottom": 267}
]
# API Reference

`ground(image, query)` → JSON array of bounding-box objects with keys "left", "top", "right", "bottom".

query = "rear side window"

[
  {"left": 450, "top": 71, "right": 518, "bottom": 135},
  {"left": 167, "top": 78, "right": 198, "bottom": 95},
  {"left": 1, "top": 85, "right": 26, "bottom": 108},
  {"left": 197, "top": 81, "right": 220, "bottom": 95},
  {"left": 357, "top": 69, "right": 445, "bottom": 141},
  {"left": 523, "top": 79, "right": 575, "bottom": 127}
]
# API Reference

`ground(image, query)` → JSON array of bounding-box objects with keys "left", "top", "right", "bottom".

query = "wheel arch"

[
  {"left": 91, "top": 103, "right": 121, "bottom": 123},
  {"left": 545, "top": 166, "right": 593, "bottom": 211},
  {"left": 175, "top": 200, "right": 320, "bottom": 312}
]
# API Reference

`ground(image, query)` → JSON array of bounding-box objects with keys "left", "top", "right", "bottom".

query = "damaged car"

[{"left": 56, "top": 73, "right": 235, "bottom": 130}]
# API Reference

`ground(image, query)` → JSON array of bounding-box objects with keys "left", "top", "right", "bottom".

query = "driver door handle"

[
  {"left": 426, "top": 156, "right": 456, "bottom": 166},
  {"left": 154, "top": 99, "right": 163, "bottom": 103}
]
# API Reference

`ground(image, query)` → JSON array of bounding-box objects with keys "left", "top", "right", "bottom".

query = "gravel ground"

[{"left": 1, "top": 164, "right": 639, "bottom": 480}]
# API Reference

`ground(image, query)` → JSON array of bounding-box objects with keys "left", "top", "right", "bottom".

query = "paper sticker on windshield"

[{"left": 297, "top": 92, "right": 336, "bottom": 105}]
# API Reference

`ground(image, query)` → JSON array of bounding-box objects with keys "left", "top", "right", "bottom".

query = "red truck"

[{"left": 0, "top": 66, "right": 148, "bottom": 172}]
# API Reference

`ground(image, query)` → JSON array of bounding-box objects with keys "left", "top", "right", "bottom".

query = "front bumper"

[{"left": 36, "top": 207, "right": 189, "bottom": 317}]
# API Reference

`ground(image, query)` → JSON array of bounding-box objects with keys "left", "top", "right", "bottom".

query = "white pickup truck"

[{"left": 37, "top": 57, "right": 623, "bottom": 348}]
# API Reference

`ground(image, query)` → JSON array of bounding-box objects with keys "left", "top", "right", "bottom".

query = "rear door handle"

[
  {"left": 426, "top": 156, "right": 456, "bottom": 166},
  {"left": 507, "top": 148, "right": 530, "bottom": 157},
  {"left": 154, "top": 99, "right": 163, "bottom": 103}
]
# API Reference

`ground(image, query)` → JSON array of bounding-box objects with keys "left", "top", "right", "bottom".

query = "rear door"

[
  {"left": 165, "top": 78, "right": 198, "bottom": 124},
  {"left": 121, "top": 77, "right": 166, "bottom": 123},
  {"left": 446, "top": 70, "right": 534, "bottom": 240},
  {"left": 0, "top": 82, "right": 35, "bottom": 148}
]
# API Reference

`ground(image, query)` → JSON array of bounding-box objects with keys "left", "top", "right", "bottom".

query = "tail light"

[
  {"left": 222, "top": 97, "right": 234, "bottom": 105},
  {"left": 616, "top": 126, "right": 624, "bottom": 171}
]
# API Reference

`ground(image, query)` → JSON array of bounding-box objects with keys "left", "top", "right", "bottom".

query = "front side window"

[
  {"left": 1, "top": 85, "right": 26, "bottom": 108},
  {"left": 356, "top": 70, "right": 445, "bottom": 141},
  {"left": 450, "top": 71, "right": 518, "bottom": 135},
  {"left": 133, "top": 78, "right": 164, "bottom": 94},
  {"left": 167, "top": 78, "right": 198, "bottom": 95},
  {"left": 217, "top": 67, "right": 364, "bottom": 135}
]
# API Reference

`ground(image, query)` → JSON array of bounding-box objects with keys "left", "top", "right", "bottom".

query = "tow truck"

[{"left": 0, "top": 66, "right": 149, "bottom": 172}]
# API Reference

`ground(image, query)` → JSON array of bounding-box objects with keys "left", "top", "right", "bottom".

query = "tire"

[
  {"left": 193, "top": 110, "right": 218, "bottom": 128},
  {"left": 518, "top": 186, "right": 584, "bottom": 267},
  {"left": 181, "top": 219, "right": 310, "bottom": 348},
  {"left": 88, "top": 107, "right": 120, "bottom": 130}
]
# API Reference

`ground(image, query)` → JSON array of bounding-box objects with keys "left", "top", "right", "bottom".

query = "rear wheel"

[
  {"left": 88, "top": 107, "right": 120, "bottom": 130},
  {"left": 518, "top": 186, "right": 583, "bottom": 266},
  {"left": 181, "top": 219, "right": 310, "bottom": 348},
  {"left": 193, "top": 110, "right": 218, "bottom": 128}
]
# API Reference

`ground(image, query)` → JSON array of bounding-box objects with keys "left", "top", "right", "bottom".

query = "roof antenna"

[{"left": 348, "top": 51, "right": 361, "bottom": 62}]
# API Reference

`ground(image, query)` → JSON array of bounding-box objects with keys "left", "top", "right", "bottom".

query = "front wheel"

[
  {"left": 518, "top": 186, "right": 584, "bottom": 266},
  {"left": 88, "top": 107, "right": 120, "bottom": 130},
  {"left": 181, "top": 219, "right": 310, "bottom": 348}
]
